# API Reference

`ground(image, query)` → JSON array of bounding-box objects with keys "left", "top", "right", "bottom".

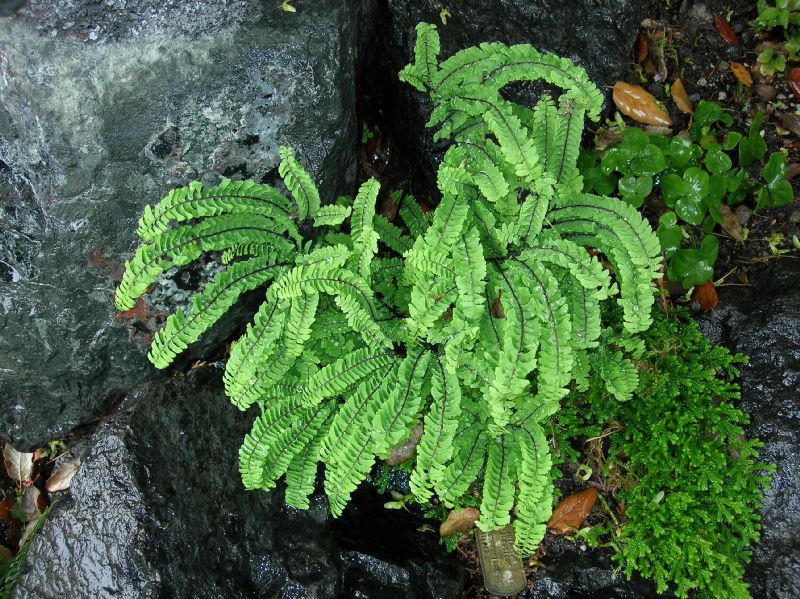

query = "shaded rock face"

[
  {"left": 367, "top": 0, "right": 654, "bottom": 194},
  {"left": 13, "top": 368, "right": 464, "bottom": 598},
  {"left": 697, "top": 261, "right": 800, "bottom": 599},
  {"left": 0, "top": 0, "right": 371, "bottom": 449}
]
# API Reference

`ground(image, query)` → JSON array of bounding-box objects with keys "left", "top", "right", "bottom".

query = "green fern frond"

[
  {"left": 398, "top": 22, "right": 440, "bottom": 91},
  {"left": 590, "top": 347, "right": 639, "bottom": 402},
  {"left": 512, "top": 423, "right": 553, "bottom": 554},
  {"left": 285, "top": 407, "right": 335, "bottom": 509},
  {"left": 398, "top": 194, "right": 431, "bottom": 238},
  {"left": 278, "top": 146, "right": 321, "bottom": 220},
  {"left": 349, "top": 178, "right": 381, "bottom": 279},
  {"left": 313, "top": 204, "right": 352, "bottom": 227},
  {"left": 137, "top": 179, "right": 295, "bottom": 242},
  {"left": 477, "top": 434, "right": 518, "bottom": 531},
  {"left": 435, "top": 422, "right": 487, "bottom": 507},
  {"left": 410, "top": 357, "right": 462, "bottom": 501},
  {"left": 149, "top": 255, "right": 288, "bottom": 369},
  {"left": 373, "top": 215, "right": 413, "bottom": 254},
  {"left": 373, "top": 349, "right": 432, "bottom": 455},
  {"left": 115, "top": 214, "right": 293, "bottom": 311}
]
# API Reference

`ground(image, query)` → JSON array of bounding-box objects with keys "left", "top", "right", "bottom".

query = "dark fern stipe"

[{"left": 114, "top": 23, "right": 662, "bottom": 554}]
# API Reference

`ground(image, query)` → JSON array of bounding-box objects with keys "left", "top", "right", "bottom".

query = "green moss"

[{"left": 557, "top": 309, "right": 773, "bottom": 598}]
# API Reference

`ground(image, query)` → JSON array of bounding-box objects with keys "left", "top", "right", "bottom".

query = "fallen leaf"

[
  {"left": 730, "top": 63, "right": 753, "bottom": 87},
  {"left": 786, "top": 163, "right": 800, "bottom": 181},
  {"left": 0, "top": 497, "right": 14, "bottom": 523},
  {"left": 386, "top": 425, "right": 423, "bottom": 467},
  {"left": 714, "top": 16, "right": 740, "bottom": 46},
  {"left": 490, "top": 289, "right": 505, "bottom": 318},
  {"left": 671, "top": 79, "right": 693, "bottom": 114},
  {"left": 635, "top": 31, "right": 648, "bottom": 64},
  {"left": 45, "top": 457, "right": 81, "bottom": 492},
  {"left": 788, "top": 68, "right": 800, "bottom": 102},
  {"left": 0, "top": 545, "right": 12, "bottom": 562},
  {"left": 22, "top": 486, "right": 42, "bottom": 521},
  {"left": 718, "top": 204, "right": 745, "bottom": 241},
  {"left": 613, "top": 81, "right": 672, "bottom": 127},
  {"left": 18, "top": 520, "right": 37, "bottom": 549},
  {"left": 3, "top": 443, "right": 34, "bottom": 484},
  {"left": 777, "top": 111, "right": 800, "bottom": 138},
  {"left": 693, "top": 281, "right": 719, "bottom": 311},
  {"left": 547, "top": 487, "right": 597, "bottom": 534},
  {"left": 440, "top": 507, "right": 481, "bottom": 537}
]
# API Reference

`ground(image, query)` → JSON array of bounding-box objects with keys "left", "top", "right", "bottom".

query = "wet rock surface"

[
  {"left": 697, "top": 260, "right": 800, "bottom": 599},
  {"left": 0, "top": 0, "right": 371, "bottom": 449},
  {"left": 12, "top": 368, "right": 463, "bottom": 598},
  {"left": 366, "top": 0, "right": 656, "bottom": 195}
]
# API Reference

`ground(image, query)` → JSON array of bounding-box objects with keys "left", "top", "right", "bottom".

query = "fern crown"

[{"left": 115, "top": 23, "right": 662, "bottom": 554}]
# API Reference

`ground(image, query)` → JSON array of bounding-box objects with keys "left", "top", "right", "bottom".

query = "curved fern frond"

[
  {"left": 115, "top": 214, "right": 293, "bottom": 311},
  {"left": 410, "top": 356, "right": 462, "bottom": 501},
  {"left": 398, "top": 22, "right": 440, "bottom": 92},
  {"left": 349, "top": 178, "right": 381, "bottom": 279},
  {"left": 373, "top": 349, "right": 432, "bottom": 456},
  {"left": 285, "top": 407, "right": 336, "bottom": 509},
  {"left": 278, "top": 146, "right": 321, "bottom": 220},
  {"left": 435, "top": 421, "right": 487, "bottom": 507},
  {"left": 149, "top": 255, "right": 288, "bottom": 369},
  {"left": 137, "top": 179, "right": 295, "bottom": 242},
  {"left": 373, "top": 215, "right": 414, "bottom": 254},
  {"left": 301, "top": 347, "right": 395, "bottom": 408},
  {"left": 590, "top": 347, "right": 639, "bottom": 402},
  {"left": 231, "top": 295, "right": 318, "bottom": 409},
  {"left": 477, "top": 434, "right": 518, "bottom": 531},
  {"left": 513, "top": 423, "right": 553, "bottom": 554},
  {"left": 223, "top": 297, "right": 286, "bottom": 405},
  {"left": 313, "top": 204, "right": 352, "bottom": 228}
]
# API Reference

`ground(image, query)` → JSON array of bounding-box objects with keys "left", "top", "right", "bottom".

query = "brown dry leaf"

[
  {"left": 386, "top": 425, "right": 423, "bottom": 467},
  {"left": 613, "top": 81, "right": 672, "bottom": 126},
  {"left": 777, "top": 112, "right": 800, "bottom": 138},
  {"left": 3, "top": 443, "right": 34, "bottom": 484},
  {"left": 18, "top": 520, "right": 38, "bottom": 549},
  {"left": 670, "top": 79, "right": 693, "bottom": 114},
  {"left": 547, "top": 487, "right": 597, "bottom": 534},
  {"left": 439, "top": 507, "right": 481, "bottom": 537},
  {"left": 490, "top": 289, "right": 505, "bottom": 318},
  {"left": 786, "top": 163, "right": 800, "bottom": 181},
  {"left": 0, "top": 545, "right": 12, "bottom": 562},
  {"left": 45, "top": 457, "right": 82, "bottom": 493},
  {"left": 714, "top": 16, "right": 740, "bottom": 46},
  {"left": 635, "top": 31, "right": 648, "bottom": 64},
  {"left": 730, "top": 63, "right": 753, "bottom": 87},
  {"left": 718, "top": 203, "right": 745, "bottom": 242},
  {"left": 693, "top": 281, "right": 719, "bottom": 311},
  {"left": 22, "top": 486, "right": 42, "bottom": 521}
]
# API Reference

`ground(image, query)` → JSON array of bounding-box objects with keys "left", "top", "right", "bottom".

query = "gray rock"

[
  {"left": 13, "top": 368, "right": 463, "bottom": 598},
  {"left": 697, "top": 260, "right": 800, "bottom": 599},
  {"left": 368, "top": 0, "right": 655, "bottom": 193},
  {"left": 0, "top": 0, "right": 372, "bottom": 449}
]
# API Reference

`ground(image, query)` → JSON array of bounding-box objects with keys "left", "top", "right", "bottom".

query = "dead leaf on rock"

[
  {"left": 440, "top": 507, "right": 481, "bottom": 537},
  {"left": 671, "top": 79, "right": 693, "bottom": 114},
  {"left": 730, "top": 63, "right": 753, "bottom": 87},
  {"left": 718, "top": 204, "right": 745, "bottom": 242},
  {"left": 714, "top": 16, "right": 740, "bottom": 46},
  {"left": 22, "top": 485, "right": 44, "bottom": 522},
  {"left": 3, "top": 443, "right": 34, "bottom": 484},
  {"left": 547, "top": 487, "right": 597, "bottom": 534},
  {"left": 613, "top": 81, "right": 672, "bottom": 127},
  {"left": 386, "top": 425, "right": 423, "bottom": 467},
  {"left": 777, "top": 112, "right": 800, "bottom": 138},
  {"left": 693, "top": 281, "right": 719, "bottom": 311},
  {"left": 45, "top": 457, "right": 81, "bottom": 493}
]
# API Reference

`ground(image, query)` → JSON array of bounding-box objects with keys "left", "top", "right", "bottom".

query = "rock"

[
  {"left": 13, "top": 368, "right": 463, "bottom": 598},
  {"left": 366, "top": 0, "right": 655, "bottom": 194},
  {"left": 0, "top": 0, "right": 372, "bottom": 449},
  {"left": 697, "top": 260, "right": 800, "bottom": 598}
]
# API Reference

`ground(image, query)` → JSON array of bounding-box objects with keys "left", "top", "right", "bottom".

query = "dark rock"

[
  {"left": 367, "top": 0, "right": 655, "bottom": 196},
  {"left": 12, "top": 368, "right": 463, "bottom": 598},
  {"left": 516, "top": 536, "right": 659, "bottom": 598},
  {"left": 0, "top": 0, "right": 373, "bottom": 449},
  {"left": 697, "top": 260, "right": 800, "bottom": 599}
]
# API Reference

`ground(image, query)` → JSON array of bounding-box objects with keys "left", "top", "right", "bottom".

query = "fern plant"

[{"left": 114, "top": 23, "right": 662, "bottom": 554}]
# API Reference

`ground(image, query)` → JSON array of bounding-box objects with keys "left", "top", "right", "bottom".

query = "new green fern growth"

[{"left": 114, "top": 23, "right": 662, "bottom": 554}]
